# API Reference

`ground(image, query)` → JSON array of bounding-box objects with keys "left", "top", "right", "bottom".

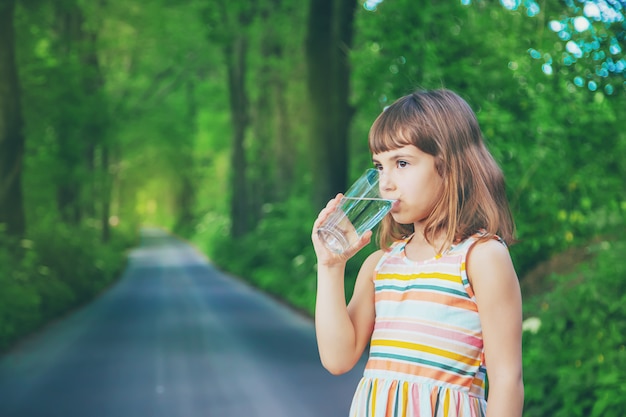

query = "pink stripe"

[{"left": 375, "top": 320, "right": 483, "bottom": 348}]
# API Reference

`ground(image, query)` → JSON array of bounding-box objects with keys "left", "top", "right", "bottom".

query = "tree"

[
  {"left": 200, "top": 0, "right": 306, "bottom": 236},
  {"left": 0, "top": 0, "right": 26, "bottom": 236},
  {"left": 305, "top": 0, "right": 358, "bottom": 208},
  {"left": 51, "top": 1, "right": 108, "bottom": 225},
  {"left": 246, "top": 0, "right": 307, "bottom": 223},
  {"left": 200, "top": 2, "right": 254, "bottom": 238}
]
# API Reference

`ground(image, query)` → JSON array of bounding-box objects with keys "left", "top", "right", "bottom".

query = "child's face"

[{"left": 372, "top": 144, "right": 444, "bottom": 226}]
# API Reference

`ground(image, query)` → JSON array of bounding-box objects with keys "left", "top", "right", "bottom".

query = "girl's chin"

[{"left": 390, "top": 213, "right": 411, "bottom": 224}]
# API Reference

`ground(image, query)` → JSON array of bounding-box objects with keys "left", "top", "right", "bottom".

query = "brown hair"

[{"left": 369, "top": 89, "right": 515, "bottom": 251}]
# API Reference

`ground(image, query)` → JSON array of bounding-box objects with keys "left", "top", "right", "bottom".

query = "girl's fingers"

[
  {"left": 312, "top": 193, "right": 374, "bottom": 264},
  {"left": 312, "top": 194, "right": 343, "bottom": 231},
  {"left": 316, "top": 229, "right": 372, "bottom": 264}
]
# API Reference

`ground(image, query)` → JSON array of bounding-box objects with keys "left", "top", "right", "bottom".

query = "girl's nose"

[{"left": 378, "top": 171, "right": 394, "bottom": 192}]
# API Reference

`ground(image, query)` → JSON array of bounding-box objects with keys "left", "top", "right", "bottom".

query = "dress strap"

[
  {"left": 451, "top": 231, "right": 507, "bottom": 254},
  {"left": 453, "top": 232, "right": 507, "bottom": 298},
  {"left": 373, "top": 236, "right": 411, "bottom": 273}
]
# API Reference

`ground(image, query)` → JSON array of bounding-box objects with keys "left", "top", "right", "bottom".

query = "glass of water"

[{"left": 317, "top": 169, "right": 395, "bottom": 254}]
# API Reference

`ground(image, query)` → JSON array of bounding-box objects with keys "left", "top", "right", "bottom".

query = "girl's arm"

[
  {"left": 312, "top": 195, "right": 379, "bottom": 375},
  {"left": 468, "top": 239, "right": 524, "bottom": 417}
]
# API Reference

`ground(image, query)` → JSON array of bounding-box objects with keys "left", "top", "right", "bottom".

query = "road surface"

[{"left": 0, "top": 228, "right": 365, "bottom": 417}]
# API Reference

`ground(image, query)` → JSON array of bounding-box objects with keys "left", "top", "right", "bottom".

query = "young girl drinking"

[{"left": 312, "top": 89, "right": 523, "bottom": 417}]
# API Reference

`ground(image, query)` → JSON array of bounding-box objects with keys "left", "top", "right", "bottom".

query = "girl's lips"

[{"left": 391, "top": 200, "right": 400, "bottom": 211}]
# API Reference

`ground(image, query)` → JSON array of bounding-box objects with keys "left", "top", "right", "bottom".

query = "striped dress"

[{"left": 349, "top": 234, "right": 490, "bottom": 417}]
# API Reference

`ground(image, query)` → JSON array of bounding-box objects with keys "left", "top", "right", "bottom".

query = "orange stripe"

[
  {"left": 385, "top": 380, "right": 397, "bottom": 417},
  {"left": 365, "top": 358, "right": 470, "bottom": 388},
  {"left": 430, "top": 388, "right": 438, "bottom": 412}
]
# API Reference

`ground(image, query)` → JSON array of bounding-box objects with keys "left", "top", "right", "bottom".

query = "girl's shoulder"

[
  {"left": 467, "top": 236, "right": 510, "bottom": 261},
  {"left": 452, "top": 231, "right": 507, "bottom": 256},
  {"left": 465, "top": 233, "right": 516, "bottom": 287}
]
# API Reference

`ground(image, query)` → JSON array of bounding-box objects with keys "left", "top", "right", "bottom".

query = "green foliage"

[
  {"left": 522, "top": 239, "right": 626, "bottom": 417},
  {"left": 31, "top": 223, "right": 131, "bottom": 306},
  {"left": 0, "top": 238, "right": 42, "bottom": 350},
  {"left": 464, "top": 0, "right": 626, "bottom": 95},
  {"left": 206, "top": 196, "right": 318, "bottom": 312},
  {"left": 0, "top": 225, "right": 134, "bottom": 352}
]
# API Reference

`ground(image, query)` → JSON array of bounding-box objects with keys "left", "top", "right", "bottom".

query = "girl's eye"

[
  {"left": 397, "top": 160, "right": 408, "bottom": 168},
  {"left": 373, "top": 163, "right": 383, "bottom": 171}
]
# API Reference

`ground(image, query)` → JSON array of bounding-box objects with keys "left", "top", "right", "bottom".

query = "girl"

[{"left": 312, "top": 89, "right": 523, "bottom": 417}]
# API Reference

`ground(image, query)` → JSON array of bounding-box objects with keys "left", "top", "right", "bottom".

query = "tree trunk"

[
  {"left": 0, "top": 0, "right": 26, "bottom": 236},
  {"left": 273, "top": 74, "right": 294, "bottom": 200},
  {"left": 266, "top": 0, "right": 294, "bottom": 202},
  {"left": 54, "top": 2, "right": 105, "bottom": 227},
  {"left": 201, "top": 1, "right": 254, "bottom": 238},
  {"left": 101, "top": 145, "right": 111, "bottom": 242},
  {"left": 173, "top": 79, "right": 198, "bottom": 236},
  {"left": 225, "top": 35, "right": 250, "bottom": 238},
  {"left": 82, "top": 29, "right": 104, "bottom": 223},
  {"left": 305, "top": 0, "right": 357, "bottom": 208},
  {"left": 250, "top": 67, "right": 272, "bottom": 228},
  {"left": 249, "top": 6, "right": 289, "bottom": 222}
]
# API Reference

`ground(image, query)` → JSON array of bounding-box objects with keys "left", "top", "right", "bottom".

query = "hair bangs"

[
  {"left": 368, "top": 97, "right": 440, "bottom": 157},
  {"left": 368, "top": 106, "right": 415, "bottom": 154}
]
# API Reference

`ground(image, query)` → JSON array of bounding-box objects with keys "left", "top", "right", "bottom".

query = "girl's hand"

[{"left": 311, "top": 193, "right": 373, "bottom": 267}]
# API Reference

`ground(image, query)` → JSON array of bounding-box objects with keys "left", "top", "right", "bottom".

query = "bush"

[
  {"left": 522, "top": 239, "right": 626, "bottom": 417},
  {"left": 0, "top": 237, "right": 43, "bottom": 349},
  {"left": 0, "top": 224, "right": 134, "bottom": 352}
]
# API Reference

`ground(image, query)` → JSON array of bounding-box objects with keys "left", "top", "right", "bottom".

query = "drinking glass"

[{"left": 317, "top": 169, "right": 395, "bottom": 254}]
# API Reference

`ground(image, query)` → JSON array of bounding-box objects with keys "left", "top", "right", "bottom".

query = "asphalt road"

[{"left": 0, "top": 228, "right": 365, "bottom": 417}]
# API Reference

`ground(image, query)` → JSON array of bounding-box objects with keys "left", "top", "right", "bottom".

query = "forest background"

[{"left": 1, "top": 0, "right": 625, "bottom": 416}]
